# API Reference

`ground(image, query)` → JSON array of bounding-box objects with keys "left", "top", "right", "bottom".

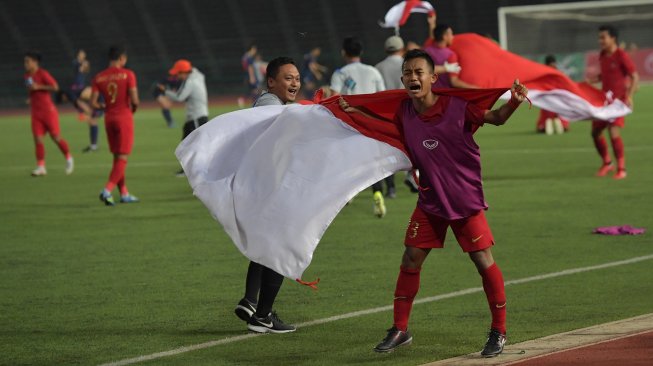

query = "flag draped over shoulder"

[
  {"left": 379, "top": 0, "right": 435, "bottom": 29},
  {"left": 450, "top": 33, "right": 632, "bottom": 122},
  {"left": 175, "top": 88, "right": 507, "bottom": 281}
]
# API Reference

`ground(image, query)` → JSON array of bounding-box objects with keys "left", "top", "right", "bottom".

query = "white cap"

[{"left": 384, "top": 36, "right": 405, "bottom": 52}]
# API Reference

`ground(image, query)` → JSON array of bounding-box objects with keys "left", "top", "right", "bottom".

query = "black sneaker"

[
  {"left": 82, "top": 145, "right": 98, "bottom": 153},
  {"left": 247, "top": 311, "right": 296, "bottom": 334},
  {"left": 374, "top": 326, "right": 412, "bottom": 353},
  {"left": 385, "top": 187, "right": 396, "bottom": 199},
  {"left": 175, "top": 169, "right": 185, "bottom": 177},
  {"left": 481, "top": 328, "right": 506, "bottom": 357},
  {"left": 234, "top": 298, "right": 256, "bottom": 322}
]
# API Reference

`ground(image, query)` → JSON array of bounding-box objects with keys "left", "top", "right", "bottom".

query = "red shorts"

[
  {"left": 592, "top": 117, "right": 625, "bottom": 129},
  {"left": 404, "top": 206, "right": 494, "bottom": 252},
  {"left": 31, "top": 113, "right": 60, "bottom": 137},
  {"left": 105, "top": 116, "right": 134, "bottom": 155}
]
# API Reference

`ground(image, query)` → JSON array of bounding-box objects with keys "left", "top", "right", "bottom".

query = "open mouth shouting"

[
  {"left": 408, "top": 82, "right": 422, "bottom": 94},
  {"left": 287, "top": 87, "right": 299, "bottom": 100}
]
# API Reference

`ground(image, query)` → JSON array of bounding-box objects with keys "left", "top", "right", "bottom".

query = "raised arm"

[{"left": 483, "top": 79, "right": 528, "bottom": 126}]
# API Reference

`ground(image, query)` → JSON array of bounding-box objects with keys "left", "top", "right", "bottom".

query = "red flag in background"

[{"left": 450, "top": 33, "right": 632, "bottom": 122}]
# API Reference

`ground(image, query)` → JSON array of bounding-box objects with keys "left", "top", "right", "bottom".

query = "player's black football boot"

[
  {"left": 374, "top": 326, "right": 413, "bottom": 353},
  {"left": 481, "top": 328, "right": 506, "bottom": 357}
]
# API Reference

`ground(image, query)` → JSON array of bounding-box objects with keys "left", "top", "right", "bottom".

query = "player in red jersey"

[
  {"left": 588, "top": 25, "right": 639, "bottom": 180},
  {"left": 91, "top": 46, "right": 140, "bottom": 206},
  {"left": 24, "top": 51, "right": 74, "bottom": 177}
]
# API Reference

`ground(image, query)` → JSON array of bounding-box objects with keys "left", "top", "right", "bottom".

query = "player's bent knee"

[
  {"left": 469, "top": 248, "right": 495, "bottom": 270},
  {"left": 402, "top": 247, "right": 429, "bottom": 269}
]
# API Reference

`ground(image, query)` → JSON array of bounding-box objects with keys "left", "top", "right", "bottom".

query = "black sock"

[
  {"left": 244, "top": 261, "right": 263, "bottom": 304},
  {"left": 162, "top": 108, "right": 173, "bottom": 124},
  {"left": 255, "top": 266, "right": 284, "bottom": 317},
  {"left": 90, "top": 125, "right": 99, "bottom": 145}
]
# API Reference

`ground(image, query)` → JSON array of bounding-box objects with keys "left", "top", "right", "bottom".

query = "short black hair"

[
  {"left": 433, "top": 24, "right": 452, "bottom": 42},
  {"left": 108, "top": 45, "right": 126, "bottom": 61},
  {"left": 24, "top": 50, "right": 42, "bottom": 63},
  {"left": 402, "top": 49, "right": 435, "bottom": 72},
  {"left": 544, "top": 54, "right": 556, "bottom": 65},
  {"left": 266, "top": 57, "right": 296, "bottom": 87},
  {"left": 598, "top": 25, "right": 619, "bottom": 40},
  {"left": 342, "top": 36, "right": 363, "bottom": 57}
]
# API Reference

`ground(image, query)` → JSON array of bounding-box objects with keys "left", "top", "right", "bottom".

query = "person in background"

[
  {"left": 158, "top": 59, "right": 208, "bottom": 177},
  {"left": 238, "top": 43, "right": 259, "bottom": 107},
  {"left": 24, "top": 51, "right": 74, "bottom": 177},
  {"left": 536, "top": 55, "right": 569, "bottom": 135},
  {"left": 301, "top": 47, "right": 328, "bottom": 99},
  {"left": 330, "top": 36, "right": 387, "bottom": 218},
  {"left": 374, "top": 36, "right": 406, "bottom": 199},
  {"left": 587, "top": 25, "right": 638, "bottom": 180},
  {"left": 152, "top": 72, "right": 182, "bottom": 128},
  {"left": 91, "top": 45, "right": 140, "bottom": 205}
]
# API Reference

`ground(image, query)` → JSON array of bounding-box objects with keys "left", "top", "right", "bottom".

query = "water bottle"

[{"left": 25, "top": 77, "right": 34, "bottom": 88}]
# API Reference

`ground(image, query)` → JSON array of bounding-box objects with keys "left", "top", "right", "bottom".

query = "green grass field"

[{"left": 1, "top": 87, "right": 652, "bottom": 366}]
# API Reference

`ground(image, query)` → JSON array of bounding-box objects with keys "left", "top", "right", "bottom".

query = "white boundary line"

[{"left": 98, "top": 253, "right": 653, "bottom": 366}]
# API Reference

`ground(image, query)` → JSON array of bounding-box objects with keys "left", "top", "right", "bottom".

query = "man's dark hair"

[
  {"left": 433, "top": 24, "right": 452, "bottom": 42},
  {"left": 598, "top": 25, "right": 619, "bottom": 40},
  {"left": 402, "top": 49, "right": 435, "bottom": 72},
  {"left": 266, "top": 57, "right": 296, "bottom": 86},
  {"left": 108, "top": 45, "right": 126, "bottom": 61},
  {"left": 544, "top": 54, "right": 556, "bottom": 66},
  {"left": 24, "top": 50, "right": 42, "bottom": 63},
  {"left": 342, "top": 36, "right": 363, "bottom": 57}
]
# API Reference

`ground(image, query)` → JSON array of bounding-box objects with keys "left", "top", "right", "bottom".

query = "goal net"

[{"left": 498, "top": 0, "right": 653, "bottom": 80}]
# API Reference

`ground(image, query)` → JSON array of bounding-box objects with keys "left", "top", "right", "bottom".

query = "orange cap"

[{"left": 169, "top": 59, "right": 192, "bottom": 75}]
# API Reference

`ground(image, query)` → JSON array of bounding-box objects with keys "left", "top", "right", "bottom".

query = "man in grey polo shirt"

[
  {"left": 376, "top": 36, "right": 405, "bottom": 91},
  {"left": 253, "top": 57, "right": 300, "bottom": 107},
  {"left": 158, "top": 59, "right": 208, "bottom": 176},
  {"left": 234, "top": 57, "right": 300, "bottom": 334}
]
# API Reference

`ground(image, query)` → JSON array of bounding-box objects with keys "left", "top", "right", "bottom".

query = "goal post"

[
  {"left": 498, "top": 0, "right": 653, "bottom": 53},
  {"left": 497, "top": 0, "right": 653, "bottom": 81}
]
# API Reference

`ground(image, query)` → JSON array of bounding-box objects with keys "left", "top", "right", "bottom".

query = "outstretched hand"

[
  {"left": 510, "top": 79, "right": 528, "bottom": 103},
  {"left": 339, "top": 97, "right": 355, "bottom": 113}
]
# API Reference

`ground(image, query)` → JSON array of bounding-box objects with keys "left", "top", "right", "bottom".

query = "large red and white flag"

[
  {"left": 175, "top": 89, "right": 506, "bottom": 281},
  {"left": 379, "top": 0, "right": 435, "bottom": 29},
  {"left": 450, "top": 33, "right": 631, "bottom": 121}
]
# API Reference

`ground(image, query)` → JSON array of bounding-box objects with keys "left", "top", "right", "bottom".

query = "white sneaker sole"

[{"left": 247, "top": 323, "right": 296, "bottom": 334}]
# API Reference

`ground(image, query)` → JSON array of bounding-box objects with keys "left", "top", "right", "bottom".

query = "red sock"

[
  {"left": 480, "top": 263, "right": 506, "bottom": 334},
  {"left": 117, "top": 176, "right": 128, "bottom": 196},
  {"left": 611, "top": 137, "right": 625, "bottom": 171},
  {"left": 393, "top": 266, "right": 421, "bottom": 332},
  {"left": 55, "top": 137, "right": 71, "bottom": 159},
  {"left": 105, "top": 158, "right": 127, "bottom": 192},
  {"left": 35, "top": 142, "right": 45, "bottom": 166},
  {"left": 592, "top": 135, "right": 611, "bottom": 165}
]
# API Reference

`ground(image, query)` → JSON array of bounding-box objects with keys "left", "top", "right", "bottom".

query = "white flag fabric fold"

[
  {"left": 176, "top": 104, "right": 411, "bottom": 280},
  {"left": 379, "top": 0, "right": 435, "bottom": 29}
]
